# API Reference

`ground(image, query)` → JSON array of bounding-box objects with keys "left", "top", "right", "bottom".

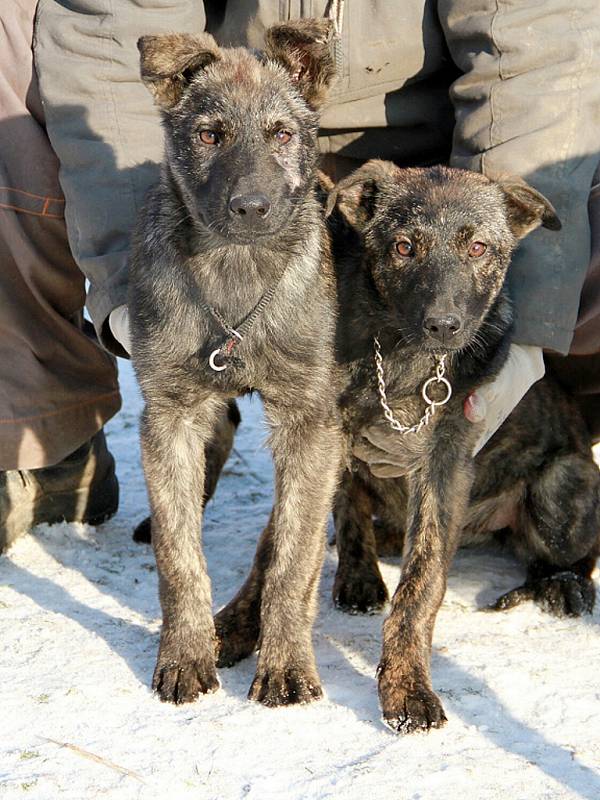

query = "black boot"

[{"left": 0, "top": 430, "right": 119, "bottom": 552}]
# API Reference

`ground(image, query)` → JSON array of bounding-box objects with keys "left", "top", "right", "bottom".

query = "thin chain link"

[
  {"left": 204, "top": 278, "right": 284, "bottom": 371},
  {"left": 202, "top": 281, "right": 279, "bottom": 343},
  {"left": 373, "top": 336, "right": 453, "bottom": 435}
]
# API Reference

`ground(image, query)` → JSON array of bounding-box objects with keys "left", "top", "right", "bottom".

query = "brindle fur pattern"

[
  {"left": 329, "top": 161, "right": 600, "bottom": 733},
  {"left": 129, "top": 20, "right": 342, "bottom": 706}
]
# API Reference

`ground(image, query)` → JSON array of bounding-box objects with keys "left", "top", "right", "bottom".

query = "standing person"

[{"left": 2, "top": 0, "right": 599, "bottom": 550}]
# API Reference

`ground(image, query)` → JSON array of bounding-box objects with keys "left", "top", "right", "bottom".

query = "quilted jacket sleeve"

[{"left": 34, "top": 0, "right": 206, "bottom": 356}]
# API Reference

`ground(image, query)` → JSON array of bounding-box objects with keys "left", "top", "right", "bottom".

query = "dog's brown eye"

[
  {"left": 396, "top": 239, "right": 414, "bottom": 257},
  {"left": 274, "top": 129, "right": 292, "bottom": 144},
  {"left": 468, "top": 241, "right": 487, "bottom": 258},
  {"left": 199, "top": 130, "right": 219, "bottom": 146}
]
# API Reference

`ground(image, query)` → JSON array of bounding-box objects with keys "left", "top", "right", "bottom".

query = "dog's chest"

[
  {"left": 342, "top": 350, "right": 432, "bottom": 425},
  {"left": 175, "top": 278, "right": 337, "bottom": 401}
]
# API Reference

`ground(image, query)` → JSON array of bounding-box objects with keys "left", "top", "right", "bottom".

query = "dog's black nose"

[
  {"left": 423, "top": 314, "right": 463, "bottom": 343},
  {"left": 229, "top": 193, "right": 272, "bottom": 222}
]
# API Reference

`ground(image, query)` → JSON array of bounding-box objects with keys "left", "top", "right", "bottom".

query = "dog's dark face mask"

[
  {"left": 138, "top": 22, "right": 335, "bottom": 245},
  {"left": 329, "top": 161, "right": 561, "bottom": 352}
]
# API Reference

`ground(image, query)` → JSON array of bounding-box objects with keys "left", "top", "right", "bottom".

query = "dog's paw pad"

[
  {"left": 132, "top": 515, "right": 152, "bottom": 543},
  {"left": 215, "top": 632, "right": 258, "bottom": 668},
  {"left": 214, "top": 605, "right": 260, "bottom": 668},
  {"left": 333, "top": 570, "right": 388, "bottom": 615},
  {"left": 535, "top": 572, "right": 595, "bottom": 617},
  {"left": 381, "top": 686, "right": 447, "bottom": 735},
  {"left": 152, "top": 659, "right": 219, "bottom": 704},
  {"left": 248, "top": 667, "right": 323, "bottom": 707}
]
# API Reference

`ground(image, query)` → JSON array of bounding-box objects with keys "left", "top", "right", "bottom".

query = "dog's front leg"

[
  {"left": 141, "top": 396, "right": 222, "bottom": 703},
  {"left": 378, "top": 440, "right": 473, "bottom": 733},
  {"left": 248, "top": 401, "right": 342, "bottom": 706}
]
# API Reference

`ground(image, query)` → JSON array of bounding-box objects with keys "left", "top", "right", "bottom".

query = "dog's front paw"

[
  {"left": 378, "top": 663, "right": 447, "bottom": 734},
  {"left": 214, "top": 603, "right": 260, "bottom": 668},
  {"left": 152, "top": 651, "right": 219, "bottom": 704},
  {"left": 248, "top": 666, "right": 323, "bottom": 707},
  {"left": 491, "top": 571, "right": 595, "bottom": 618},
  {"left": 333, "top": 563, "right": 388, "bottom": 614}
]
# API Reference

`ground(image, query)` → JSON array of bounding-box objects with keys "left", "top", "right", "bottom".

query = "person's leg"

[
  {"left": 546, "top": 164, "right": 600, "bottom": 441},
  {"left": 0, "top": 1, "right": 120, "bottom": 549}
]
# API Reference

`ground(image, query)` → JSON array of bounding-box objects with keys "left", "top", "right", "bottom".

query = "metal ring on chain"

[
  {"left": 209, "top": 349, "right": 228, "bottom": 372},
  {"left": 422, "top": 375, "right": 452, "bottom": 406},
  {"left": 373, "top": 335, "right": 452, "bottom": 435}
]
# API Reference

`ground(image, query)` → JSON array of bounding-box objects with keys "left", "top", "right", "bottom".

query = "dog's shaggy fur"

[{"left": 129, "top": 20, "right": 342, "bottom": 706}]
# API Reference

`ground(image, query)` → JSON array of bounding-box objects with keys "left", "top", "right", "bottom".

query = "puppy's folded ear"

[
  {"left": 265, "top": 19, "right": 336, "bottom": 109},
  {"left": 498, "top": 179, "right": 562, "bottom": 239},
  {"left": 326, "top": 160, "right": 399, "bottom": 228},
  {"left": 138, "top": 34, "right": 221, "bottom": 109}
]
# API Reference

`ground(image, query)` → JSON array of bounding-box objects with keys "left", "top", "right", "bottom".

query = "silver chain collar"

[{"left": 373, "top": 336, "right": 453, "bottom": 435}]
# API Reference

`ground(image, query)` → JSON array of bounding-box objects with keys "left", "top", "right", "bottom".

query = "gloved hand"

[
  {"left": 352, "top": 344, "right": 545, "bottom": 478},
  {"left": 108, "top": 304, "right": 132, "bottom": 355},
  {"left": 465, "top": 344, "right": 545, "bottom": 453}
]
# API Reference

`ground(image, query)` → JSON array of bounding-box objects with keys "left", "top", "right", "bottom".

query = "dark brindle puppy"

[
  {"left": 129, "top": 20, "right": 341, "bottom": 706},
  {"left": 328, "top": 161, "right": 600, "bottom": 733}
]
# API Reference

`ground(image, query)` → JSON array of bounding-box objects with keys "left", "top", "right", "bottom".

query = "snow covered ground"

[{"left": 1, "top": 360, "right": 599, "bottom": 800}]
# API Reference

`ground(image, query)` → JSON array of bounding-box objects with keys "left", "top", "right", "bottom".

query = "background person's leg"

[
  {"left": 0, "top": 1, "right": 120, "bottom": 549},
  {"left": 547, "top": 165, "right": 600, "bottom": 441}
]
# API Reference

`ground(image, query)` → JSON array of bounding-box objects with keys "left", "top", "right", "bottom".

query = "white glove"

[
  {"left": 108, "top": 304, "right": 132, "bottom": 355},
  {"left": 465, "top": 344, "right": 545, "bottom": 454}
]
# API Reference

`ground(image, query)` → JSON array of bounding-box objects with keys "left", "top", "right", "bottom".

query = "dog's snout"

[
  {"left": 423, "top": 314, "right": 464, "bottom": 343},
  {"left": 229, "top": 193, "right": 272, "bottom": 222}
]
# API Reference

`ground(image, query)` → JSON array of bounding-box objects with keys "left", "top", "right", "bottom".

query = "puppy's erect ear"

[
  {"left": 498, "top": 179, "right": 562, "bottom": 239},
  {"left": 138, "top": 33, "right": 221, "bottom": 109},
  {"left": 326, "top": 160, "right": 399, "bottom": 228},
  {"left": 265, "top": 19, "right": 336, "bottom": 109}
]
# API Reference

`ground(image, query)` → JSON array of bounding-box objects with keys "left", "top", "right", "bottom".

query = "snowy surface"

[{"left": 1, "top": 360, "right": 600, "bottom": 800}]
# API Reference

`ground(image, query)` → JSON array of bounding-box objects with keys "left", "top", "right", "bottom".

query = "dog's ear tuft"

[
  {"left": 499, "top": 179, "right": 562, "bottom": 239},
  {"left": 326, "top": 160, "right": 399, "bottom": 228},
  {"left": 265, "top": 19, "right": 336, "bottom": 109},
  {"left": 138, "top": 33, "right": 221, "bottom": 109}
]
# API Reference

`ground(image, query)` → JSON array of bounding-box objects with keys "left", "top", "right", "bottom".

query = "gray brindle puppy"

[
  {"left": 129, "top": 20, "right": 341, "bottom": 706},
  {"left": 328, "top": 161, "right": 600, "bottom": 733}
]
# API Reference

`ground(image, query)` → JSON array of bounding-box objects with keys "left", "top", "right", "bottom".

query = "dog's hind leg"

[
  {"left": 133, "top": 400, "right": 241, "bottom": 544},
  {"left": 203, "top": 400, "right": 241, "bottom": 503},
  {"left": 333, "top": 471, "right": 388, "bottom": 613},
  {"left": 247, "top": 400, "right": 342, "bottom": 706},
  {"left": 490, "top": 452, "right": 600, "bottom": 617},
  {"left": 141, "top": 395, "right": 223, "bottom": 703},
  {"left": 214, "top": 513, "right": 273, "bottom": 668}
]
